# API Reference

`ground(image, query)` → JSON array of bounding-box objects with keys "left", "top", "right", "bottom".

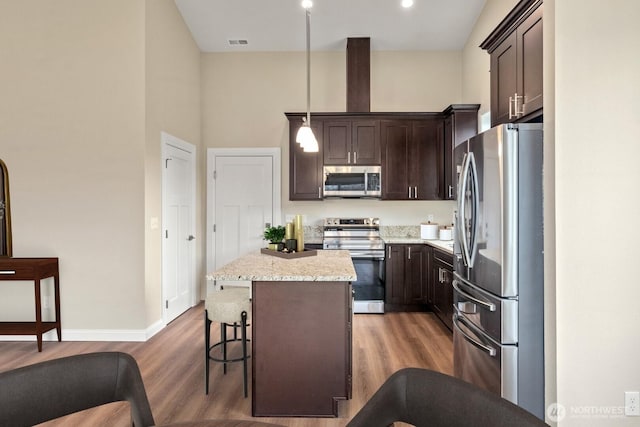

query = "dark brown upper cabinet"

[
  {"left": 381, "top": 117, "right": 443, "bottom": 200},
  {"left": 481, "top": 0, "right": 543, "bottom": 127},
  {"left": 323, "top": 119, "right": 380, "bottom": 165},
  {"left": 443, "top": 105, "right": 480, "bottom": 200},
  {"left": 286, "top": 114, "right": 324, "bottom": 201}
]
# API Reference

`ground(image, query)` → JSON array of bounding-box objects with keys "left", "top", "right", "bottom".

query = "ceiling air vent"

[{"left": 228, "top": 39, "right": 248, "bottom": 46}]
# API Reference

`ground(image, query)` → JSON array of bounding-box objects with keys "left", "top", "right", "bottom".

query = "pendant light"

[{"left": 295, "top": 1, "right": 318, "bottom": 152}]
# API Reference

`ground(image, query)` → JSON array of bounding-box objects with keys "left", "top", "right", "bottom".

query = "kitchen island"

[{"left": 207, "top": 249, "right": 356, "bottom": 418}]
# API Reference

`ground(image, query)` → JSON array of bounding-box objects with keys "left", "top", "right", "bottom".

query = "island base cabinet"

[{"left": 252, "top": 281, "right": 352, "bottom": 417}]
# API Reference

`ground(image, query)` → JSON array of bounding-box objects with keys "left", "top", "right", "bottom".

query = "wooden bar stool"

[{"left": 204, "top": 287, "right": 251, "bottom": 397}]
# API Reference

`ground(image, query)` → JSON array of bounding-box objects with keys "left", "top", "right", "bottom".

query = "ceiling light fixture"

[
  {"left": 401, "top": 0, "right": 414, "bottom": 8},
  {"left": 295, "top": 0, "right": 318, "bottom": 152}
]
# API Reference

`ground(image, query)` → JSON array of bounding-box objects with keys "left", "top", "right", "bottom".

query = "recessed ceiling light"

[
  {"left": 228, "top": 39, "right": 248, "bottom": 46},
  {"left": 402, "top": 0, "right": 414, "bottom": 8}
]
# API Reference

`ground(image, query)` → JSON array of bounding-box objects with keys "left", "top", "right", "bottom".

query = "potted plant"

[{"left": 264, "top": 225, "right": 286, "bottom": 251}]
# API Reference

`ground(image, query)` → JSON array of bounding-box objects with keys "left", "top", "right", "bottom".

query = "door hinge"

[
  {"left": 165, "top": 300, "right": 168, "bottom": 309},
  {"left": 165, "top": 158, "right": 172, "bottom": 168},
  {"left": 165, "top": 230, "right": 168, "bottom": 238},
  {"left": 213, "top": 170, "right": 217, "bottom": 179},
  {"left": 213, "top": 224, "right": 216, "bottom": 232}
]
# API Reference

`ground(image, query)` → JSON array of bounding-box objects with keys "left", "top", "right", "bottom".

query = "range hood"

[{"left": 346, "top": 37, "right": 370, "bottom": 112}]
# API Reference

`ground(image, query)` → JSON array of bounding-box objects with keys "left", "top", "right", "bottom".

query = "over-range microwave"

[{"left": 323, "top": 165, "right": 382, "bottom": 198}]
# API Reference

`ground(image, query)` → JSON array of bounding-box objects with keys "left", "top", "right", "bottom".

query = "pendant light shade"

[
  {"left": 296, "top": 123, "right": 318, "bottom": 152},
  {"left": 296, "top": 3, "right": 318, "bottom": 153}
]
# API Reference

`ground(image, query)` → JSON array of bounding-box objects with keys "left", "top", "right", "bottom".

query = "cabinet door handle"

[
  {"left": 414, "top": 186, "right": 418, "bottom": 199},
  {"left": 515, "top": 93, "right": 524, "bottom": 116},
  {"left": 408, "top": 186, "right": 412, "bottom": 198},
  {"left": 448, "top": 185, "right": 453, "bottom": 199},
  {"left": 348, "top": 151, "right": 351, "bottom": 164},
  {"left": 388, "top": 246, "right": 391, "bottom": 259},
  {"left": 508, "top": 96, "right": 515, "bottom": 119},
  {"left": 353, "top": 151, "right": 357, "bottom": 164},
  {"left": 408, "top": 246, "right": 411, "bottom": 260},
  {"left": 318, "top": 187, "right": 322, "bottom": 199}
]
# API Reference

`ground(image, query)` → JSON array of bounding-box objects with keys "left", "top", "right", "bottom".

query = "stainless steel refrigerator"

[{"left": 452, "top": 123, "right": 544, "bottom": 420}]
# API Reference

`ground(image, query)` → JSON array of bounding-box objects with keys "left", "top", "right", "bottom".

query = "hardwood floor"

[{"left": 0, "top": 304, "right": 453, "bottom": 427}]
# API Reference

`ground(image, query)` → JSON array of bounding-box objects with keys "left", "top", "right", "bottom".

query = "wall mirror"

[{"left": 0, "top": 159, "right": 12, "bottom": 257}]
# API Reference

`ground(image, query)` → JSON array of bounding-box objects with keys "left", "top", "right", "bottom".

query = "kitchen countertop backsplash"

[
  {"left": 303, "top": 224, "right": 453, "bottom": 254},
  {"left": 380, "top": 225, "right": 421, "bottom": 239}
]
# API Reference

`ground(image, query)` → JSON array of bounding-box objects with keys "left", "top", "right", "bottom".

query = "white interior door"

[
  {"left": 207, "top": 149, "right": 281, "bottom": 292},
  {"left": 162, "top": 133, "right": 196, "bottom": 323}
]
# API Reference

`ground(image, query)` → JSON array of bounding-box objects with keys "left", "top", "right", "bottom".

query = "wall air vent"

[{"left": 228, "top": 39, "right": 248, "bottom": 46}]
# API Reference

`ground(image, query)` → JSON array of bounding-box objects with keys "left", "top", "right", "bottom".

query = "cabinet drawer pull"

[{"left": 0, "top": 270, "right": 16, "bottom": 275}]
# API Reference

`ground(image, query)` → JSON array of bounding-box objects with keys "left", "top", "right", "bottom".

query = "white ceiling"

[{"left": 173, "top": 0, "right": 487, "bottom": 52}]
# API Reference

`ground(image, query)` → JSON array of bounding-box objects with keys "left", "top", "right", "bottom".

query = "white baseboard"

[{"left": 0, "top": 319, "right": 166, "bottom": 343}]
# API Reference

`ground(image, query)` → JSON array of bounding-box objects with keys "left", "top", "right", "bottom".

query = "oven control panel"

[{"left": 324, "top": 217, "right": 380, "bottom": 227}]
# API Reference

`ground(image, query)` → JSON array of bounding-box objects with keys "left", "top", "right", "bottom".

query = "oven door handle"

[
  {"left": 350, "top": 251, "right": 385, "bottom": 260},
  {"left": 453, "top": 314, "right": 497, "bottom": 357}
]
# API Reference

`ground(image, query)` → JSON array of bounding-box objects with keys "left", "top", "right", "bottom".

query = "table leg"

[
  {"left": 54, "top": 272, "right": 61, "bottom": 342},
  {"left": 34, "top": 278, "right": 43, "bottom": 352}
]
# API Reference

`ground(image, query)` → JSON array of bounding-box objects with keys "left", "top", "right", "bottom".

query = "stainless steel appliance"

[
  {"left": 323, "top": 217, "right": 385, "bottom": 313},
  {"left": 323, "top": 166, "right": 382, "bottom": 198},
  {"left": 453, "top": 123, "right": 544, "bottom": 420}
]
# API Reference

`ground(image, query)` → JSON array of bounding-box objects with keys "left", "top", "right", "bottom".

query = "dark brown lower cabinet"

[
  {"left": 385, "top": 244, "right": 431, "bottom": 311},
  {"left": 431, "top": 249, "right": 454, "bottom": 331},
  {"left": 252, "top": 280, "right": 352, "bottom": 417}
]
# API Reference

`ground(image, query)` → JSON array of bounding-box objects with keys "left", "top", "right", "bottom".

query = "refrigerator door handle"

[
  {"left": 453, "top": 314, "right": 497, "bottom": 357},
  {"left": 453, "top": 278, "right": 496, "bottom": 312},
  {"left": 467, "top": 152, "right": 480, "bottom": 268},
  {"left": 457, "top": 153, "right": 471, "bottom": 266}
]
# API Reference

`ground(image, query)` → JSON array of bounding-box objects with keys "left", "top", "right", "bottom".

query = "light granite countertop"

[
  {"left": 206, "top": 249, "right": 356, "bottom": 282},
  {"left": 383, "top": 237, "right": 454, "bottom": 254}
]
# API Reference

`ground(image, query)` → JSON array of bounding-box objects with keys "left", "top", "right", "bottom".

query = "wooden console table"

[{"left": 0, "top": 258, "right": 61, "bottom": 351}]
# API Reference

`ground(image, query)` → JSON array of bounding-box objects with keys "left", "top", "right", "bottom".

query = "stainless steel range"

[{"left": 323, "top": 217, "right": 385, "bottom": 314}]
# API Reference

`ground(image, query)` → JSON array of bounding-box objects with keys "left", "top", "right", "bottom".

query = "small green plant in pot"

[{"left": 264, "top": 225, "right": 286, "bottom": 250}]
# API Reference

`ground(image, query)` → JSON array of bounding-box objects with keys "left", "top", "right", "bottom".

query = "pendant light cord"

[{"left": 306, "top": 8, "right": 311, "bottom": 127}]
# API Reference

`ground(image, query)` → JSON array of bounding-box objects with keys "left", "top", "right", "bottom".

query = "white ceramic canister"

[
  {"left": 420, "top": 222, "right": 439, "bottom": 240},
  {"left": 439, "top": 226, "right": 453, "bottom": 241}
]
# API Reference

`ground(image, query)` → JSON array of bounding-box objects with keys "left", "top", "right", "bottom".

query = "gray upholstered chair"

[
  {"left": 347, "top": 368, "right": 549, "bottom": 427},
  {"left": 205, "top": 286, "right": 251, "bottom": 397},
  {"left": 0, "top": 351, "right": 155, "bottom": 427}
]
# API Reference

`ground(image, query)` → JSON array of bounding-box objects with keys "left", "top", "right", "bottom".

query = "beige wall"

[
  {"left": 0, "top": 0, "right": 201, "bottom": 334},
  {"left": 461, "top": 0, "right": 519, "bottom": 112},
  {"left": 145, "top": 0, "right": 202, "bottom": 319},
  {"left": 0, "top": 0, "right": 147, "bottom": 329},
  {"left": 201, "top": 50, "right": 462, "bottom": 227},
  {"left": 554, "top": 1, "right": 640, "bottom": 425}
]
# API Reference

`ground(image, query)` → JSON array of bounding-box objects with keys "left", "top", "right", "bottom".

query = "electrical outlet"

[{"left": 625, "top": 391, "right": 640, "bottom": 416}]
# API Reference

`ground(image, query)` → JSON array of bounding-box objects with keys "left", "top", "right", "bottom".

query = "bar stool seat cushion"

[{"left": 205, "top": 287, "right": 251, "bottom": 325}]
